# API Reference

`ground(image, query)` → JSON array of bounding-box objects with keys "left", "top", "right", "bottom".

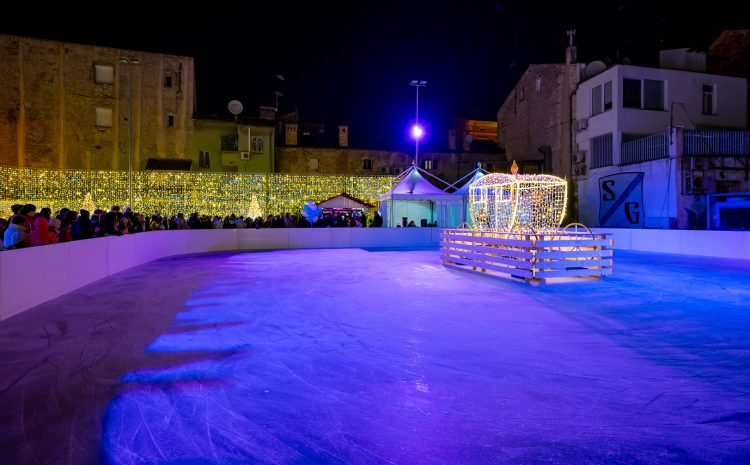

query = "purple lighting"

[{"left": 411, "top": 124, "right": 424, "bottom": 140}]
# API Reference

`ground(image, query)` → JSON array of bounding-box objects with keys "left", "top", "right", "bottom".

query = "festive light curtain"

[{"left": 0, "top": 166, "right": 396, "bottom": 217}]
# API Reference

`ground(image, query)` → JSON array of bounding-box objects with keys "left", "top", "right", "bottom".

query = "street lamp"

[
  {"left": 410, "top": 79, "right": 427, "bottom": 167},
  {"left": 119, "top": 57, "right": 139, "bottom": 208}
]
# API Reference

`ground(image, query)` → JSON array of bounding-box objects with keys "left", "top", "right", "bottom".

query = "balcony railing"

[
  {"left": 684, "top": 130, "right": 750, "bottom": 156},
  {"left": 620, "top": 133, "right": 669, "bottom": 165}
]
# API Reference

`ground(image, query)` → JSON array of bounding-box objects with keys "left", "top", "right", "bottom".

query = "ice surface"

[{"left": 1, "top": 248, "right": 750, "bottom": 464}]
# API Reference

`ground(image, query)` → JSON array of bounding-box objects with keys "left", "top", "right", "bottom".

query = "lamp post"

[
  {"left": 119, "top": 57, "right": 139, "bottom": 208},
  {"left": 410, "top": 79, "right": 427, "bottom": 167}
]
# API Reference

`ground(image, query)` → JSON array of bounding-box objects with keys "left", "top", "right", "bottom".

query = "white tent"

[{"left": 376, "top": 165, "right": 463, "bottom": 227}]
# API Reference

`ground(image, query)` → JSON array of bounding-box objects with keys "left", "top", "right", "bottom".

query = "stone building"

[
  {"left": 0, "top": 34, "right": 194, "bottom": 170},
  {"left": 275, "top": 146, "right": 507, "bottom": 184},
  {"left": 496, "top": 47, "right": 580, "bottom": 178}
]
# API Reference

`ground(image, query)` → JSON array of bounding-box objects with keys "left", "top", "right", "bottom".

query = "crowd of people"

[{"left": 1, "top": 203, "right": 384, "bottom": 251}]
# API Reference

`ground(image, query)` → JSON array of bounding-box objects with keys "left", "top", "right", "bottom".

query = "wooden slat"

[
  {"left": 444, "top": 258, "right": 533, "bottom": 278},
  {"left": 536, "top": 267, "right": 610, "bottom": 278},
  {"left": 536, "top": 238, "right": 610, "bottom": 248},
  {"left": 440, "top": 243, "right": 535, "bottom": 259},
  {"left": 535, "top": 259, "right": 610, "bottom": 270},
  {"left": 536, "top": 249, "right": 612, "bottom": 259}
]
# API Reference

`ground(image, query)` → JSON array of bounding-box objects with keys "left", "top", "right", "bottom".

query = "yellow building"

[{"left": 0, "top": 34, "right": 194, "bottom": 170}]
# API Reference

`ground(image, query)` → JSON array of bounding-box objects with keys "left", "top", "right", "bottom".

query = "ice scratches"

[{"left": 699, "top": 412, "right": 750, "bottom": 424}]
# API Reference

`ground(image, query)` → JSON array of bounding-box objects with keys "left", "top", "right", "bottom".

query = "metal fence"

[
  {"left": 684, "top": 130, "right": 750, "bottom": 156},
  {"left": 590, "top": 133, "right": 613, "bottom": 168},
  {"left": 620, "top": 132, "right": 669, "bottom": 165}
]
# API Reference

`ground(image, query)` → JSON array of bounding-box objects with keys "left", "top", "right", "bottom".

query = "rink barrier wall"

[
  {"left": 2, "top": 227, "right": 749, "bottom": 320},
  {"left": 591, "top": 228, "right": 750, "bottom": 260},
  {"left": 0, "top": 228, "right": 441, "bottom": 320}
]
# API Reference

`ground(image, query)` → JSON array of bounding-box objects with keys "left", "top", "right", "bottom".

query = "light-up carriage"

[{"left": 441, "top": 167, "right": 613, "bottom": 283}]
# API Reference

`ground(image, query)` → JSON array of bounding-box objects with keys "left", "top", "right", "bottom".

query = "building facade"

[
  {"left": 0, "top": 34, "right": 194, "bottom": 170},
  {"left": 574, "top": 62, "right": 748, "bottom": 229},
  {"left": 275, "top": 146, "right": 507, "bottom": 184},
  {"left": 496, "top": 47, "right": 580, "bottom": 179},
  {"left": 193, "top": 118, "right": 275, "bottom": 173}
]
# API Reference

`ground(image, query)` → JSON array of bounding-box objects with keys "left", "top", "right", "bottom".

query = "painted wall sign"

[{"left": 599, "top": 172, "right": 645, "bottom": 228}]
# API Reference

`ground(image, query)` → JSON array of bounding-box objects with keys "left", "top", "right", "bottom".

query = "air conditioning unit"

[
  {"left": 240, "top": 151, "right": 250, "bottom": 160},
  {"left": 573, "top": 151, "right": 586, "bottom": 164},
  {"left": 574, "top": 118, "right": 588, "bottom": 132},
  {"left": 574, "top": 165, "right": 587, "bottom": 176}
]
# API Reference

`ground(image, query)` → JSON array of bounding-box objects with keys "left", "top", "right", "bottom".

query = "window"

[
  {"left": 623, "top": 78, "right": 665, "bottom": 110},
  {"left": 164, "top": 75, "right": 173, "bottom": 88},
  {"left": 308, "top": 158, "right": 319, "bottom": 171},
  {"left": 603, "top": 81, "right": 612, "bottom": 111},
  {"left": 590, "top": 133, "right": 613, "bottom": 168},
  {"left": 592, "top": 85, "right": 602, "bottom": 116},
  {"left": 251, "top": 136, "right": 264, "bottom": 153},
  {"left": 362, "top": 159, "right": 372, "bottom": 171},
  {"left": 591, "top": 81, "right": 613, "bottom": 116},
  {"left": 199, "top": 151, "right": 210, "bottom": 168},
  {"left": 623, "top": 79, "right": 641, "bottom": 108},
  {"left": 702, "top": 84, "right": 715, "bottom": 115},
  {"left": 644, "top": 79, "right": 664, "bottom": 110},
  {"left": 95, "top": 107, "right": 113, "bottom": 127},
  {"left": 167, "top": 113, "right": 174, "bottom": 127},
  {"left": 424, "top": 159, "right": 435, "bottom": 170},
  {"left": 94, "top": 65, "right": 114, "bottom": 84}
]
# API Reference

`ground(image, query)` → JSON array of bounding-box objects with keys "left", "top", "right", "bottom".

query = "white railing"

[
  {"left": 620, "top": 133, "right": 669, "bottom": 165},
  {"left": 684, "top": 130, "right": 750, "bottom": 156}
]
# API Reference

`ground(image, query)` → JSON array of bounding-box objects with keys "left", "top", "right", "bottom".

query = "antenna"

[{"left": 566, "top": 29, "right": 576, "bottom": 47}]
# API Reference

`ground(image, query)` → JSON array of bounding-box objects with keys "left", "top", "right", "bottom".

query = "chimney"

[
  {"left": 338, "top": 126, "right": 349, "bottom": 147},
  {"left": 285, "top": 123, "right": 298, "bottom": 146}
]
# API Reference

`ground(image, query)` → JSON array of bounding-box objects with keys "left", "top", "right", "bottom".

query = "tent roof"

[
  {"left": 453, "top": 170, "right": 486, "bottom": 195},
  {"left": 379, "top": 166, "right": 448, "bottom": 198},
  {"left": 317, "top": 193, "right": 375, "bottom": 209}
]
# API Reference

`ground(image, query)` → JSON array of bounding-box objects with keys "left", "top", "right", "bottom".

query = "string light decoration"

[
  {"left": 0, "top": 166, "right": 396, "bottom": 217},
  {"left": 468, "top": 171, "right": 567, "bottom": 233},
  {"left": 246, "top": 195, "right": 262, "bottom": 219}
]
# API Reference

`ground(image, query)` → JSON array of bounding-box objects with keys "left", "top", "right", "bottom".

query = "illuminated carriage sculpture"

[{"left": 441, "top": 163, "right": 613, "bottom": 283}]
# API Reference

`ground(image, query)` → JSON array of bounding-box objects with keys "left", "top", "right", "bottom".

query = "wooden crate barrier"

[{"left": 440, "top": 229, "right": 613, "bottom": 283}]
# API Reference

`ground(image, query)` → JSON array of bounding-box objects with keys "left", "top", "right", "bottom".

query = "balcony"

[{"left": 621, "top": 133, "right": 669, "bottom": 165}]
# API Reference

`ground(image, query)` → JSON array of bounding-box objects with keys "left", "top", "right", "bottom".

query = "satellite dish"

[
  {"left": 228, "top": 100, "right": 244, "bottom": 115},
  {"left": 581, "top": 61, "right": 607, "bottom": 80}
]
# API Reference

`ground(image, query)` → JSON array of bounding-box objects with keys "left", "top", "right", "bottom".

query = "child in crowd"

[{"left": 3, "top": 215, "right": 29, "bottom": 250}]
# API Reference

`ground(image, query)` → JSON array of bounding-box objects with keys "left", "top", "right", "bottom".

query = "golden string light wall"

[{"left": 0, "top": 166, "right": 396, "bottom": 217}]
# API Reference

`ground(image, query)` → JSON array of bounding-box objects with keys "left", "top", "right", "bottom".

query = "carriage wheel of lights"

[
  {"left": 468, "top": 163, "right": 568, "bottom": 235},
  {"left": 557, "top": 222, "right": 598, "bottom": 261}
]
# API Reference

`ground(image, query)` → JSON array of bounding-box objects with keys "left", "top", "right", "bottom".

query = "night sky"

[{"left": 1, "top": 1, "right": 746, "bottom": 150}]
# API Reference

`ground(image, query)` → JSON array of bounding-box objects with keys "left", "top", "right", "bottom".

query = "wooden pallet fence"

[{"left": 440, "top": 229, "right": 613, "bottom": 283}]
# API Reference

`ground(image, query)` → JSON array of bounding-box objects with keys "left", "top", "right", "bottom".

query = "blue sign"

[{"left": 598, "top": 172, "right": 645, "bottom": 228}]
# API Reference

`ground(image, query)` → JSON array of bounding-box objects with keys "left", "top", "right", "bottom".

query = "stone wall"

[
  {"left": 275, "top": 147, "right": 506, "bottom": 184},
  {"left": 0, "top": 34, "right": 194, "bottom": 170},
  {"left": 496, "top": 61, "right": 578, "bottom": 178}
]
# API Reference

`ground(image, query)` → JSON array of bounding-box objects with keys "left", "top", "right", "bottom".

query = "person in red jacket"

[{"left": 28, "top": 208, "right": 58, "bottom": 246}]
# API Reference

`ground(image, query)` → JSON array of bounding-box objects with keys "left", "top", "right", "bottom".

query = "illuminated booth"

[{"left": 376, "top": 166, "right": 463, "bottom": 227}]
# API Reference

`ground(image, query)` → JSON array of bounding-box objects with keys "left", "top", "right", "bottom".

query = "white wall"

[
  {"left": 0, "top": 228, "right": 440, "bottom": 321},
  {"left": 592, "top": 228, "right": 750, "bottom": 260},
  {"left": 576, "top": 157, "right": 678, "bottom": 228}
]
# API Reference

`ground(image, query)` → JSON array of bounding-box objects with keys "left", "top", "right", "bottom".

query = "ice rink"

[{"left": 1, "top": 248, "right": 750, "bottom": 464}]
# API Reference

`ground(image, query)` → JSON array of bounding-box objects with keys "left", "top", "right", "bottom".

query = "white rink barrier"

[
  {"left": 0, "top": 228, "right": 441, "bottom": 320},
  {"left": 591, "top": 228, "right": 750, "bottom": 260}
]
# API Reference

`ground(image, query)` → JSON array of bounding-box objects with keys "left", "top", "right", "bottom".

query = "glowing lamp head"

[{"left": 411, "top": 124, "right": 424, "bottom": 140}]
